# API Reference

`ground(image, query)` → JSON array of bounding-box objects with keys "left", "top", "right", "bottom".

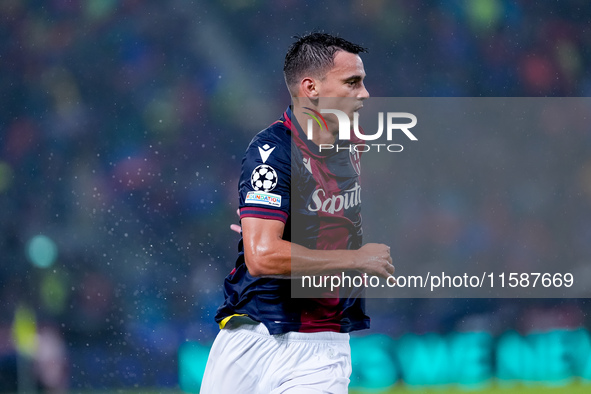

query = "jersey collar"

[{"left": 284, "top": 106, "right": 353, "bottom": 158}]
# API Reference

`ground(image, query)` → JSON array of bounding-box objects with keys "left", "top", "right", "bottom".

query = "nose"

[{"left": 359, "top": 83, "right": 370, "bottom": 100}]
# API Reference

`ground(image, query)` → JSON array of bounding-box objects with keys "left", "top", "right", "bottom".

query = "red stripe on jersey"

[
  {"left": 298, "top": 297, "right": 342, "bottom": 333},
  {"left": 240, "top": 207, "right": 288, "bottom": 223},
  {"left": 282, "top": 111, "right": 293, "bottom": 131},
  {"left": 285, "top": 109, "right": 351, "bottom": 330}
]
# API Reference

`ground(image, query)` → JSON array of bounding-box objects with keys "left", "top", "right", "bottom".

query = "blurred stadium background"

[{"left": 1, "top": 0, "right": 591, "bottom": 392}]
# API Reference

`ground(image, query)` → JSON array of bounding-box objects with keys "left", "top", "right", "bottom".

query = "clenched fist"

[{"left": 354, "top": 243, "right": 395, "bottom": 279}]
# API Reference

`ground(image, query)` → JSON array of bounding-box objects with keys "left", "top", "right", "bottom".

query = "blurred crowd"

[{"left": 1, "top": 0, "right": 590, "bottom": 390}]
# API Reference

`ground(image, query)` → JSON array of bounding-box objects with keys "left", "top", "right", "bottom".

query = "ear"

[{"left": 300, "top": 77, "right": 319, "bottom": 98}]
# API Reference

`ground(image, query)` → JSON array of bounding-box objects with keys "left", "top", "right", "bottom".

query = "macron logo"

[{"left": 258, "top": 144, "right": 275, "bottom": 164}]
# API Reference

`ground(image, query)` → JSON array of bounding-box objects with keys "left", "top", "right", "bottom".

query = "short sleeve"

[{"left": 238, "top": 135, "right": 290, "bottom": 223}]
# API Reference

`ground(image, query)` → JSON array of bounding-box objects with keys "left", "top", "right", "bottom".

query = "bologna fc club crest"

[
  {"left": 251, "top": 164, "right": 278, "bottom": 192},
  {"left": 350, "top": 150, "right": 361, "bottom": 175}
]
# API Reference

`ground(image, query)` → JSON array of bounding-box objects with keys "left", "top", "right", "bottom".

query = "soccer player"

[{"left": 200, "top": 32, "right": 394, "bottom": 393}]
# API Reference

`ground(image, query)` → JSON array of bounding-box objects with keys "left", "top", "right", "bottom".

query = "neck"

[{"left": 291, "top": 103, "right": 338, "bottom": 146}]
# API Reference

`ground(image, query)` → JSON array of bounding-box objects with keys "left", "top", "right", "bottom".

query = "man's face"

[{"left": 316, "top": 50, "right": 370, "bottom": 121}]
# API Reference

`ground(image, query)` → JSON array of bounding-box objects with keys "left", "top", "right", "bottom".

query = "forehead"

[{"left": 325, "top": 50, "right": 366, "bottom": 79}]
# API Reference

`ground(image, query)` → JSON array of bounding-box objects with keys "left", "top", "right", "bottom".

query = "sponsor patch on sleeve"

[{"left": 245, "top": 191, "right": 282, "bottom": 207}]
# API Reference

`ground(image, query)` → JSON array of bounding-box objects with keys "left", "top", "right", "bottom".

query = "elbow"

[
  {"left": 244, "top": 245, "right": 283, "bottom": 277},
  {"left": 244, "top": 245, "right": 269, "bottom": 277}
]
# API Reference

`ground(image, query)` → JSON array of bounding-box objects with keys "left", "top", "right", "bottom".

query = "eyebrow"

[{"left": 344, "top": 75, "right": 364, "bottom": 82}]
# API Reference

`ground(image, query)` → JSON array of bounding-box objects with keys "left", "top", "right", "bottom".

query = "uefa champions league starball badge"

[{"left": 251, "top": 164, "right": 278, "bottom": 192}]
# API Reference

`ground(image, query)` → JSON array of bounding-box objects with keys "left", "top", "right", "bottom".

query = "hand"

[
  {"left": 355, "top": 243, "right": 395, "bottom": 280},
  {"left": 230, "top": 209, "right": 241, "bottom": 234}
]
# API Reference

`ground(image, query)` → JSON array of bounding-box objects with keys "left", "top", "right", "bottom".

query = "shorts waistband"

[{"left": 225, "top": 319, "right": 350, "bottom": 343}]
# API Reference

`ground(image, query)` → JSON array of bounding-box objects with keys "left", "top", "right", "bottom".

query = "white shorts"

[{"left": 200, "top": 318, "right": 352, "bottom": 394}]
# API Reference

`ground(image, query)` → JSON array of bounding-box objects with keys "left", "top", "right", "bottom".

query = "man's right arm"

[{"left": 241, "top": 216, "right": 394, "bottom": 279}]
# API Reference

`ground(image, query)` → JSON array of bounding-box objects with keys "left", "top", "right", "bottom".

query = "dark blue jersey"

[{"left": 215, "top": 107, "right": 369, "bottom": 334}]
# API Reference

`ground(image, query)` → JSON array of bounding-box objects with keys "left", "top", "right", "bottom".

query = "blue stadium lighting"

[{"left": 26, "top": 235, "right": 58, "bottom": 269}]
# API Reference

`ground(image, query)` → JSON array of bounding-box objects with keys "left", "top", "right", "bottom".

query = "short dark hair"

[{"left": 283, "top": 32, "right": 368, "bottom": 93}]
